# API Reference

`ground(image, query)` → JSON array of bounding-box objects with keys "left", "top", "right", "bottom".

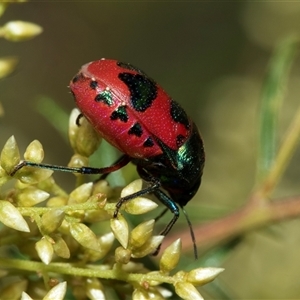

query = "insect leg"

[
  {"left": 10, "top": 154, "right": 131, "bottom": 176},
  {"left": 113, "top": 178, "right": 161, "bottom": 218}
]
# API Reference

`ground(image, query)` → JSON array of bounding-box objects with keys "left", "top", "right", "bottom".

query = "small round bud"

[
  {"left": 115, "top": 246, "right": 131, "bottom": 264},
  {"left": 24, "top": 140, "right": 44, "bottom": 163},
  {"left": 68, "top": 154, "right": 89, "bottom": 169}
]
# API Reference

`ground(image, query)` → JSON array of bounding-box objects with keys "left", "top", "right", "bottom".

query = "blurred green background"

[{"left": 2, "top": 2, "right": 300, "bottom": 299}]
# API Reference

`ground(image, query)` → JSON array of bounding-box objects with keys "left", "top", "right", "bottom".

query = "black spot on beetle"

[
  {"left": 170, "top": 100, "right": 190, "bottom": 130},
  {"left": 90, "top": 80, "right": 98, "bottom": 90},
  {"left": 119, "top": 73, "right": 157, "bottom": 112},
  {"left": 72, "top": 73, "right": 83, "bottom": 83},
  {"left": 110, "top": 105, "right": 128, "bottom": 122},
  {"left": 143, "top": 137, "right": 154, "bottom": 148},
  {"left": 95, "top": 90, "right": 113, "bottom": 106},
  {"left": 117, "top": 61, "right": 148, "bottom": 77},
  {"left": 128, "top": 122, "right": 143, "bottom": 137}
]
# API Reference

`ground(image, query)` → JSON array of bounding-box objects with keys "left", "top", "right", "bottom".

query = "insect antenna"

[{"left": 181, "top": 205, "right": 198, "bottom": 260}]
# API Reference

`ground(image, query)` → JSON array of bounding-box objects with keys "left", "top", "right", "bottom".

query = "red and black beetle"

[{"left": 12, "top": 59, "right": 205, "bottom": 258}]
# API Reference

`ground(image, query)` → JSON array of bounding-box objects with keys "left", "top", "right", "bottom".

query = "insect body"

[{"left": 13, "top": 59, "right": 205, "bottom": 258}]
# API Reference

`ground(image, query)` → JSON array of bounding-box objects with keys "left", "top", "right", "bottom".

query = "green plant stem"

[
  {"left": 17, "top": 201, "right": 115, "bottom": 217},
  {"left": 0, "top": 258, "right": 176, "bottom": 284},
  {"left": 257, "top": 36, "right": 298, "bottom": 180},
  {"left": 259, "top": 105, "right": 300, "bottom": 197}
]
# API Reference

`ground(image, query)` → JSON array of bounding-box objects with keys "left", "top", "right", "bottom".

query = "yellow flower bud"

[
  {"left": 131, "top": 235, "right": 164, "bottom": 258},
  {"left": 130, "top": 219, "right": 154, "bottom": 249},
  {"left": 68, "top": 108, "right": 81, "bottom": 150},
  {"left": 1, "top": 136, "right": 20, "bottom": 174},
  {"left": 124, "top": 197, "right": 158, "bottom": 215},
  {"left": 0, "top": 56, "right": 18, "bottom": 79},
  {"left": 0, "top": 3, "right": 8, "bottom": 19},
  {"left": 0, "top": 200, "right": 29, "bottom": 232},
  {"left": 68, "top": 182, "right": 93, "bottom": 204},
  {"left": 110, "top": 214, "right": 129, "bottom": 249},
  {"left": 121, "top": 179, "right": 143, "bottom": 197},
  {"left": 52, "top": 235, "right": 70, "bottom": 259},
  {"left": 43, "top": 281, "right": 67, "bottom": 300},
  {"left": 69, "top": 223, "right": 100, "bottom": 252},
  {"left": 17, "top": 187, "right": 49, "bottom": 207},
  {"left": 159, "top": 239, "right": 181, "bottom": 274},
  {"left": 0, "top": 166, "right": 9, "bottom": 186},
  {"left": 24, "top": 140, "right": 44, "bottom": 163},
  {"left": 2, "top": 21, "right": 42, "bottom": 42},
  {"left": 115, "top": 246, "right": 131, "bottom": 264},
  {"left": 174, "top": 282, "right": 203, "bottom": 300},
  {"left": 133, "top": 288, "right": 166, "bottom": 300},
  {"left": 21, "top": 292, "right": 33, "bottom": 300},
  {"left": 40, "top": 209, "right": 65, "bottom": 234},
  {"left": 35, "top": 237, "right": 54, "bottom": 265},
  {"left": 69, "top": 111, "right": 101, "bottom": 157},
  {"left": 47, "top": 196, "right": 68, "bottom": 207},
  {"left": 85, "top": 232, "right": 115, "bottom": 262},
  {"left": 0, "top": 280, "right": 28, "bottom": 300},
  {"left": 187, "top": 267, "right": 224, "bottom": 286},
  {"left": 16, "top": 167, "right": 53, "bottom": 185},
  {"left": 68, "top": 153, "right": 89, "bottom": 169},
  {"left": 85, "top": 278, "right": 105, "bottom": 300}
]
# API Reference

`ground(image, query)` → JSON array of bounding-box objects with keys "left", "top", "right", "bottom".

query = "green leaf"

[{"left": 257, "top": 36, "right": 298, "bottom": 181}]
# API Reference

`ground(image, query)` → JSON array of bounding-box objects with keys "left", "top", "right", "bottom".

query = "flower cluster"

[{"left": 0, "top": 109, "right": 223, "bottom": 299}]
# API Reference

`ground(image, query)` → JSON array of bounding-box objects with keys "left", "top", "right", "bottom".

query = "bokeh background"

[{"left": 2, "top": 2, "right": 300, "bottom": 299}]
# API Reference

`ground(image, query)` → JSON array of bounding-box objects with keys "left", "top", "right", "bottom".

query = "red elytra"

[{"left": 70, "top": 59, "right": 191, "bottom": 159}]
